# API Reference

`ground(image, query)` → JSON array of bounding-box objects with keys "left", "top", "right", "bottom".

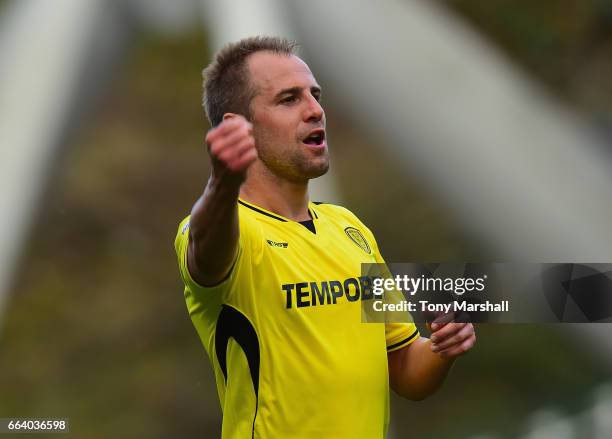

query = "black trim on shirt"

[
  {"left": 299, "top": 219, "right": 317, "bottom": 234},
  {"left": 238, "top": 200, "right": 287, "bottom": 222},
  {"left": 386, "top": 329, "right": 420, "bottom": 351},
  {"left": 215, "top": 305, "right": 261, "bottom": 437},
  {"left": 239, "top": 200, "right": 319, "bottom": 227}
]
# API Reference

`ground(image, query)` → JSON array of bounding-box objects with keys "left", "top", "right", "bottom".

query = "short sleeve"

[
  {"left": 385, "top": 323, "right": 420, "bottom": 352},
  {"left": 174, "top": 215, "right": 243, "bottom": 296}
]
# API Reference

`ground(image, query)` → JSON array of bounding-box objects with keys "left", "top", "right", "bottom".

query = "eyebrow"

[{"left": 274, "top": 85, "right": 321, "bottom": 100}]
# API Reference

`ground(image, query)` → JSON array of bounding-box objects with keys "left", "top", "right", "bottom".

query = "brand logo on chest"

[{"left": 266, "top": 239, "right": 289, "bottom": 248}]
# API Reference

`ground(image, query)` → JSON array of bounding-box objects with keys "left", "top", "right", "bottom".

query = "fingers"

[
  {"left": 429, "top": 313, "right": 463, "bottom": 340},
  {"left": 226, "top": 144, "right": 258, "bottom": 172},
  {"left": 207, "top": 120, "right": 252, "bottom": 153},
  {"left": 217, "top": 137, "right": 255, "bottom": 164},
  {"left": 206, "top": 116, "right": 252, "bottom": 146},
  {"left": 436, "top": 333, "right": 476, "bottom": 358},
  {"left": 206, "top": 116, "right": 256, "bottom": 176},
  {"left": 431, "top": 322, "right": 472, "bottom": 350},
  {"left": 429, "top": 312, "right": 455, "bottom": 331}
]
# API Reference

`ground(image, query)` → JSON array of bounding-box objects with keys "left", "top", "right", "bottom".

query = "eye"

[{"left": 280, "top": 95, "right": 297, "bottom": 104}]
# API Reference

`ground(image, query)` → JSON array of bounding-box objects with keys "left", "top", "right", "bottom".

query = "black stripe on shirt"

[
  {"left": 215, "top": 305, "right": 261, "bottom": 437},
  {"left": 238, "top": 200, "right": 287, "bottom": 222},
  {"left": 386, "top": 329, "right": 420, "bottom": 351}
]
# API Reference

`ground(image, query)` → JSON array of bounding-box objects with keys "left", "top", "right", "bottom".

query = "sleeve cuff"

[{"left": 386, "top": 329, "right": 420, "bottom": 352}]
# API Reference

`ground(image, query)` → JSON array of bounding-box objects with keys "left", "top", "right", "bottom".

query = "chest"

[{"left": 259, "top": 220, "right": 375, "bottom": 278}]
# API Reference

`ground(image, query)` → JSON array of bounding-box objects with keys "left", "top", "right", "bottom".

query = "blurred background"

[{"left": 1, "top": 0, "right": 611, "bottom": 437}]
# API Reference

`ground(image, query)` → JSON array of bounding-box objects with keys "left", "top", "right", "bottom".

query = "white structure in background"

[
  {"left": 470, "top": 383, "right": 612, "bottom": 438},
  {"left": 289, "top": 0, "right": 612, "bottom": 262},
  {"left": 0, "top": 0, "right": 108, "bottom": 329}
]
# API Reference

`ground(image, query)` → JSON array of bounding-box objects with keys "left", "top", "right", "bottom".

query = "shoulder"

[
  {"left": 313, "top": 201, "right": 357, "bottom": 219},
  {"left": 313, "top": 201, "right": 369, "bottom": 229},
  {"left": 174, "top": 215, "right": 192, "bottom": 248}
]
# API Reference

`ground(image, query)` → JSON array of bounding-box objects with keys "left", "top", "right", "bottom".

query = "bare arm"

[
  {"left": 388, "top": 320, "right": 476, "bottom": 400},
  {"left": 187, "top": 115, "right": 257, "bottom": 286}
]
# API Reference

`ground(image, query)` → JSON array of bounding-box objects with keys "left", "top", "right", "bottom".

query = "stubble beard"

[{"left": 256, "top": 137, "right": 330, "bottom": 184}]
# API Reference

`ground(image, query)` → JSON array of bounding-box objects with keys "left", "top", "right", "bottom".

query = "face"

[{"left": 245, "top": 52, "right": 329, "bottom": 183}]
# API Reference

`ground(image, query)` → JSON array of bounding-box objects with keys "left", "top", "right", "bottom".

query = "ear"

[{"left": 222, "top": 113, "right": 239, "bottom": 121}]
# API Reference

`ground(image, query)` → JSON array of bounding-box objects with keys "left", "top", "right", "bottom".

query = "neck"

[{"left": 240, "top": 167, "right": 311, "bottom": 221}]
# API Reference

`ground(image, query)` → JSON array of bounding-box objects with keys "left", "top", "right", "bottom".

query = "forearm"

[
  {"left": 388, "top": 337, "right": 456, "bottom": 400},
  {"left": 188, "top": 174, "right": 241, "bottom": 285},
  {"left": 187, "top": 115, "right": 256, "bottom": 285}
]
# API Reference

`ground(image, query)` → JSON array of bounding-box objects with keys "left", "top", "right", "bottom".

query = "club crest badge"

[{"left": 344, "top": 227, "right": 371, "bottom": 254}]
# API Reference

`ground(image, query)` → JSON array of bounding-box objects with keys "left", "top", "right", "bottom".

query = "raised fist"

[{"left": 206, "top": 115, "right": 257, "bottom": 181}]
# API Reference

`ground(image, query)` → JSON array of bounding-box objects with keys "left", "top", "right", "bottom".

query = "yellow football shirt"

[{"left": 174, "top": 199, "right": 419, "bottom": 438}]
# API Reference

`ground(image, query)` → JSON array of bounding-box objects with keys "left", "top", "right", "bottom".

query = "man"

[{"left": 174, "top": 36, "right": 476, "bottom": 438}]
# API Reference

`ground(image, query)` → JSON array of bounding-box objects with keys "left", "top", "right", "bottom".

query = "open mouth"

[{"left": 302, "top": 129, "right": 326, "bottom": 147}]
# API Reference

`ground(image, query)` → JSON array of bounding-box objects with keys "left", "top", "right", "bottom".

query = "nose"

[{"left": 304, "top": 94, "right": 324, "bottom": 123}]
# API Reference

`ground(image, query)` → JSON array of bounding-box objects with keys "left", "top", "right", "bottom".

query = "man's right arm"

[{"left": 187, "top": 116, "right": 257, "bottom": 286}]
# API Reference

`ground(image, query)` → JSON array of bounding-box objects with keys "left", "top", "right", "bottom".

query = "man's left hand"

[{"left": 429, "top": 314, "right": 476, "bottom": 358}]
